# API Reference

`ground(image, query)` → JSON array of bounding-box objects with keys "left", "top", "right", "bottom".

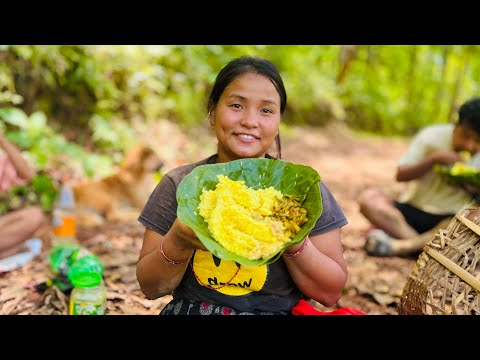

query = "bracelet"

[
  {"left": 282, "top": 237, "right": 309, "bottom": 258},
  {"left": 160, "top": 238, "right": 189, "bottom": 265}
]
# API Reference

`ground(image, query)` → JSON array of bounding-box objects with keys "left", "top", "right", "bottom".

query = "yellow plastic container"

[{"left": 69, "top": 272, "right": 106, "bottom": 315}]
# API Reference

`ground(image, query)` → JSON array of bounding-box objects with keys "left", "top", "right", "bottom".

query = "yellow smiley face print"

[{"left": 191, "top": 250, "right": 268, "bottom": 296}]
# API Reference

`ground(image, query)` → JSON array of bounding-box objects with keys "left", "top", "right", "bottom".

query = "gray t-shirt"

[{"left": 138, "top": 154, "right": 348, "bottom": 314}]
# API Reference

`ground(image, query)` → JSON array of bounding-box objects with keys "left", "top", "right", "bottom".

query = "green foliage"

[
  {"left": 0, "top": 107, "right": 114, "bottom": 178},
  {"left": 2, "top": 44, "right": 480, "bottom": 174},
  {"left": 0, "top": 174, "right": 58, "bottom": 215},
  {"left": 90, "top": 115, "right": 136, "bottom": 151},
  {"left": 339, "top": 45, "right": 480, "bottom": 135},
  {"left": 31, "top": 174, "right": 59, "bottom": 211}
]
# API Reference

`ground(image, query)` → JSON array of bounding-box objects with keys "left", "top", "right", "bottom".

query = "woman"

[
  {"left": 136, "top": 56, "right": 348, "bottom": 315},
  {"left": 0, "top": 132, "right": 47, "bottom": 261}
]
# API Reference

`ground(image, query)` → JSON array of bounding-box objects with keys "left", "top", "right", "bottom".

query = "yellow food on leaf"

[
  {"left": 198, "top": 175, "right": 307, "bottom": 260},
  {"left": 459, "top": 151, "right": 471, "bottom": 162},
  {"left": 450, "top": 162, "right": 478, "bottom": 176}
]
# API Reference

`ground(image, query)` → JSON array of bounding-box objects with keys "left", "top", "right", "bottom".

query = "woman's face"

[{"left": 211, "top": 72, "right": 281, "bottom": 163}]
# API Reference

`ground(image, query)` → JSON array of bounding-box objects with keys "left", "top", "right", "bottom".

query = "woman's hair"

[
  {"left": 458, "top": 97, "right": 480, "bottom": 134},
  {"left": 207, "top": 56, "right": 287, "bottom": 159}
]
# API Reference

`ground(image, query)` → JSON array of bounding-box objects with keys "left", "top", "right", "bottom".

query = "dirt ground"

[{"left": 0, "top": 122, "right": 419, "bottom": 315}]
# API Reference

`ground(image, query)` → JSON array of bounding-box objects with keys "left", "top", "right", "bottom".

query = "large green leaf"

[
  {"left": 176, "top": 158, "right": 322, "bottom": 266},
  {"left": 0, "top": 107, "right": 28, "bottom": 128},
  {"left": 434, "top": 164, "right": 480, "bottom": 187}
]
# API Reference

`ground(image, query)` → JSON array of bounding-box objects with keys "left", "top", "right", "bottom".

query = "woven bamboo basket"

[{"left": 398, "top": 206, "right": 480, "bottom": 315}]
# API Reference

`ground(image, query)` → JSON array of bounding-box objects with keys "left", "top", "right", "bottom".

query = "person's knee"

[
  {"left": 357, "top": 188, "right": 379, "bottom": 213},
  {"left": 22, "top": 206, "right": 48, "bottom": 229}
]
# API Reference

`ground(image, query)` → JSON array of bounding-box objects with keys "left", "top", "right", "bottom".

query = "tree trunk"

[
  {"left": 432, "top": 45, "right": 451, "bottom": 121},
  {"left": 448, "top": 51, "right": 469, "bottom": 123},
  {"left": 336, "top": 45, "right": 358, "bottom": 84},
  {"left": 406, "top": 45, "right": 418, "bottom": 105}
]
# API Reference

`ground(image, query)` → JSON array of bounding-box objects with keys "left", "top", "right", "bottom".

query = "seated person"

[
  {"left": 357, "top": 97, "right": 480, "bottom": 257},
  {"left": 0, "top": 132, "right": 48, "bottom": 269}
]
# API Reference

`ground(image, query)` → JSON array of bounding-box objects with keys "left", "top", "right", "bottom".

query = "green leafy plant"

[
  {"left": 176, "top": 158, "right": 322, "bottom": 266},
  {"left": 0, "top": 107, "right": 115, "bottom": 178},
  {"left": 0, "top": 173, "right": 59, "bottom": 215}
]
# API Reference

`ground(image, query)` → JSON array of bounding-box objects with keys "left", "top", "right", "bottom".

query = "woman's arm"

[
  {"left": 136, "top": 218, "right": 206, "bottom": 299},
  {"left": 283, "top": 228, "right": 348, "bottom": 307},
  {"left": 0, "top": 133, "right": 35, "bottom": 181}
]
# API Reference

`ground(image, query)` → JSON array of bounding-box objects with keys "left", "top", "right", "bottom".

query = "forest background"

[{"left": 1, "top": 45, "right": 478, "bottom": 178}]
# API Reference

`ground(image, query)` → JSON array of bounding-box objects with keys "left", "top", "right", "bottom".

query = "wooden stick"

[
  {"left": 455, "top": 214, "right": 480, "bottom": 237},
  {"left": 423, "top": 246, "right": 480, "bottom": 293}
]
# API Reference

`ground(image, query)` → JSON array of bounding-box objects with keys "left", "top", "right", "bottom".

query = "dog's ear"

[
  {"left": 120, "top": 145, "right": 148, "bottom": 175},
  {"left": 120, "top": 144, "right": 162, "bottom": 181},
  {"left": 139, "top": 145, "right": 155, "bottom": 162}
]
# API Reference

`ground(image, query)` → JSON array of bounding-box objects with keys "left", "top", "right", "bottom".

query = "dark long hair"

[{"left": 207, "top": 56, "right": 287, "bottom": 159}]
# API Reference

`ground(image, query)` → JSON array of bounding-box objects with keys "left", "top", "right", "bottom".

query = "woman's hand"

[
  {"left": 136, "top": 219, "right": 207, "bottom": 299},
  {"left": 171, "top": 218, "right": 208, "bottom": 252}
]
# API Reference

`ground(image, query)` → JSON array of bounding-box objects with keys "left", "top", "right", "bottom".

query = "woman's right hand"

[{"left": 171, "top": 218, "right": 208, "bottom": 252}]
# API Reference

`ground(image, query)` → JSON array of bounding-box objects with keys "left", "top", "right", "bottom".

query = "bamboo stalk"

[
  {"left": 423, "top": 246, "right": 480, "bottom": 293},
  {"left": 455, "top": 214, "right": 480, "bottom": 237}
]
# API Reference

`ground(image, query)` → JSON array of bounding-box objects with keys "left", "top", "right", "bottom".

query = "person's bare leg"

[
  {"left": 390, "top": 217, "right": 453, "bottom": 256},
  {"left": 0, "top": 206, "right": 47, "bottom": 259},
  {"left": 357, "top": 188, "right": 418, "bottom": 238}
]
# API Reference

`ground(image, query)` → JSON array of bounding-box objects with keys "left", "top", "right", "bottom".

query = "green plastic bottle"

[
  {"left": 49, "top": 244, "right": 103, "bottom": 277},
  {"left": 48, "top": 243, "right": 105, "bottom": 299},
  {"left": 68, "top": 272, "right": 107, "bottom": 315},
  {"left": 48, "top": 243, "right": 87, "bottom": 277}
]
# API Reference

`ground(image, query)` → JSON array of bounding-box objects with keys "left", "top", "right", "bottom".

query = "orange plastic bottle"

[{"left": 52, "top": 181, "right": 78, "bottom": 246}]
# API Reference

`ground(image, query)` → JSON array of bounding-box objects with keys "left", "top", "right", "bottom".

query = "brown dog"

[{"left": 73, "top": 144, "right": 164, "bottom": 226}]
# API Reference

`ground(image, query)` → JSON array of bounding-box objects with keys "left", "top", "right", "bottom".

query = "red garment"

[{"left": 292, "top": 299, "right": 367, "bottom": 315}]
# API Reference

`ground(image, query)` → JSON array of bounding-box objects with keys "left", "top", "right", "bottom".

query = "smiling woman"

[
  {"left": 136, "top": 56, "right": 349, "bottom": 315},
  {"left": 209, "top": 71, "right": 282, "bottom": 162}
]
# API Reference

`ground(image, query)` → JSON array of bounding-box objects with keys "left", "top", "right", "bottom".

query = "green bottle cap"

[
  {"left": 67, "top": 254, "right": 104, "bottom": 280},
  {"left": 70, "top": 272, "right": 102, "bottom": 288}
]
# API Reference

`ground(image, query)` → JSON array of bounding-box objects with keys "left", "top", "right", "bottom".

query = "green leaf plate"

[
  {"left": 435, "top": 164, "right": 480, "bottom": 188},
  {"left": 176, "top": 158, "right": 322, "bottom": 266}
]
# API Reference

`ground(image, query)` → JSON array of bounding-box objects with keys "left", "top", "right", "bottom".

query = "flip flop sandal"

[{"left": 364, "top": 229, "right": 393, "bottom": 257}]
